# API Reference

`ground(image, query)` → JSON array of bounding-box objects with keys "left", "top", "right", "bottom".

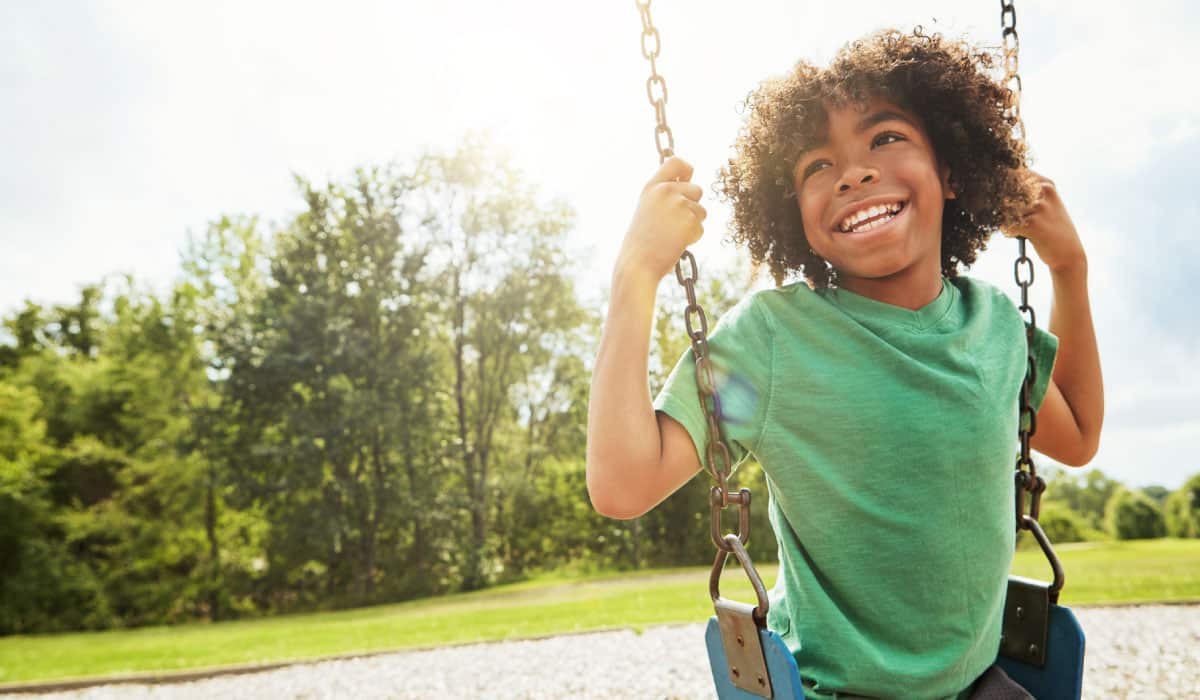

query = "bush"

[
  {"left": 1164, "top": 474, "right": 1200, "bottom": 538},
  {"left": 1104, "top": 488, "right": 1166, "bottom": 540},
  {"left": 1037, "top": 503, "right": 1089, "bottom": 543}
]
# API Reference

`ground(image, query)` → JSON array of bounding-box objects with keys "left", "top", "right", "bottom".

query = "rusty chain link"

[{"left": 635, "top": 1, "right": 741, "bottom": 554}]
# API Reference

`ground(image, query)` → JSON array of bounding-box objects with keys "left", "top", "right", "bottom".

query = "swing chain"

[
  {"left": 1000, "top": 0, "right": 1025, "bottom": 144},
  {"left": 1004, "top": 0, "right": 1047, "bottom": 538},
  {"left": 636, "top": 0, "right": 738, "bottom": 539},
  {"left": 636, "top": 0, "right": 675, "bottom": 163}
]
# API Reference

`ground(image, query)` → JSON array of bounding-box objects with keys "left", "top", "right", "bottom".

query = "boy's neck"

[{"left": 837, "top": 268, "right": 945, "bottom": 311}]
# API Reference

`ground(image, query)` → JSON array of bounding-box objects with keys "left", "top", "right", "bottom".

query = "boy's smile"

[{"left": 793, "top": 97, "right": 955, "bottom": 309}]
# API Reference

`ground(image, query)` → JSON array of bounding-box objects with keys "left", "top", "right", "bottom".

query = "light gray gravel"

[{"left": 14, "top": 606, "right": 1200, "bottom": 699}]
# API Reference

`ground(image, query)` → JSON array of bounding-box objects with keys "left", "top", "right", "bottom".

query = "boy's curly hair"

[{"left": 717, "top": 28, "right": 1037, "bottom": 288}]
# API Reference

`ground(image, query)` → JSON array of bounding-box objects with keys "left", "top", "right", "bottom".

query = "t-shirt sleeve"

[
  {"left": 1027, "top": 324, "right": 1059, "bottom": 412},
  {"left": 652, "top": 293, "right": 773, "bottom": 475}
]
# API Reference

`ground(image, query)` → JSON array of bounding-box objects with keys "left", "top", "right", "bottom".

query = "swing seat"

[
  {"left": 705, "top": 616, "right": 805, "bottom": 700},
  {"left": 706, "top": 604, "right": 1085, "bottom": 700},
  {"left": 995, "top": 603, "right": 1086, "bottom": 700}
]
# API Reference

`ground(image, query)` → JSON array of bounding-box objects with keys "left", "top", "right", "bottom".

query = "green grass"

[
  {"left": 1012, "top": 537, "right": 1200, "bottom": 604},
  {"left": 2, "top": 538, "right": 1198, "bottom": 686}
]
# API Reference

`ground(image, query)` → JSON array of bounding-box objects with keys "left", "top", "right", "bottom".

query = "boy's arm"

[
  {"left": 586, "top": 156, "right": 706, "bottom": 519},
  {"left": 587, "top": 269, "right": 703, "bottom": 519},
  {"left": 1030, "top": 262, "right": 1103, "bottom": 466},
  {"left": 1012, "top": 173, "right": 1104, "bottom": 466}
]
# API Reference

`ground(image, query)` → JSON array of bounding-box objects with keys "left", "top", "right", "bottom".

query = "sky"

[{"left": 2, "top": 0, "right": 1197, "bottom": 488}]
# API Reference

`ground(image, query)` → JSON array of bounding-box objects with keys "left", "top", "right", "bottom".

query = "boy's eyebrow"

[
  {"left": 856, "top": 109, "right": 916, "bottom": 132},
  {"left": 798, "top": 109, "right": 917, "bottom": 158}
]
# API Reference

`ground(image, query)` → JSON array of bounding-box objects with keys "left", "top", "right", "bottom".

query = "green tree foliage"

[
  {"left": 1041, "top": 468, "right": 1119, "bottom": 530},
  {"left": 1140, "top": 485, "right": 1170, "bottom": 506},
  {"left": 411, "top": 138, "right": 592, "bottom": 590},
  {"left": 0, "top": 136, "right": 818, "bottom": 635},
  {"left": 0, "top": 279, "right": 219, "bottom": 632},
  {"left": 1104, "top": 487, "right": 1167, "bottom": 540},
  {"left": 1164, "top": 473, "right": 1200, "bottom": 538},
  {"left": 1036, "top": 502, "right": 1087, "bottom": 544},
  {"left": 179, "top": 215, "right": 275, "bottom": 619}
]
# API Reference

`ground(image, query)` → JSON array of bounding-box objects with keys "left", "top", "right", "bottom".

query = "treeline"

[
  {"left": 0, "top": 139, "right": 759, "bottom": 635},
  {"left": 1031, "top": 468, "right": 1200, "bottom": 545},
  {"left": 2, "top": 139, "right": 1198, "bottom": 635}
]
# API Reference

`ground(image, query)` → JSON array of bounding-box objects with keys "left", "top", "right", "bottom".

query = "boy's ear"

[{"left": 940, "top": 164, "right": 958, "bottom": 200}]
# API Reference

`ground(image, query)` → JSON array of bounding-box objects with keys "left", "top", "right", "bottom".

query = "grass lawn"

[{"left": 2, "top": 538, "right": 1197, "bottom": 686}]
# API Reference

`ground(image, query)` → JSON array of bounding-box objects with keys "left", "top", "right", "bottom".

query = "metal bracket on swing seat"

[
  {"left": 711, "top": 532, "right": 773, "bottom": 698},
  {"left": 1000, "top": 517, "right": 1063, "bottom": 668},
  {"left": 714, "top": 598, "right": 772, "bottom": 698},
  {"left": 1000, "top": 575, "right": 1050, "bottom": 668}
]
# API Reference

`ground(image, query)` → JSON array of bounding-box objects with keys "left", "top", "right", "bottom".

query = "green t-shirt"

[{"left": 653, "top": 276, "right": 1058, "bottom": 700}]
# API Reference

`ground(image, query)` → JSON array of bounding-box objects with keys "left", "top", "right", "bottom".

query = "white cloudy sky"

[{"left": 2, "top": 1, "right": 1197, "bottom": 488}]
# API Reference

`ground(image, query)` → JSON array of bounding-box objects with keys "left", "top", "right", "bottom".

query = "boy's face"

[{"left": 792, "top": 96, "right": 954, "bottom": 295}]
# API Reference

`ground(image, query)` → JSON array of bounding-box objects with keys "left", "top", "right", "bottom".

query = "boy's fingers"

[
  {"left": 683, "top": 200, "right": 707, "bottom": 222},
  {"left": 667, "top": 181, "right": 703, "bottom": 202},
  {"left": 646, "top": 156, "right": 694, "bottom": 190}
]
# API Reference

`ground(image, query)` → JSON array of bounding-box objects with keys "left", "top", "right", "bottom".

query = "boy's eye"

[
  {"left": 802, "top": 160, "right": 830, "bottom": 179},
  {"left": 872, "top": 132, "right": 904, "bottom": 147}
]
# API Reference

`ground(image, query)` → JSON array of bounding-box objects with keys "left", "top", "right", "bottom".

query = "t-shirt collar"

[{"left": 820, "top": 277, "right": 956, "bottom": 331}]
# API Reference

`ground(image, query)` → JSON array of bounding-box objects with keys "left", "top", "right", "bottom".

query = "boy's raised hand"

[
  {"left": 1005, "top": 170, "right": 1086, "bottom": 273},
  {"left": 617, "top": 156, "right": 707, "bottom": 283}
]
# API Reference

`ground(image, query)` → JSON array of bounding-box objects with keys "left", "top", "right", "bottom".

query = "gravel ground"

[{"left": 13, "top": 605, "right": 1200, "bottom": 699}]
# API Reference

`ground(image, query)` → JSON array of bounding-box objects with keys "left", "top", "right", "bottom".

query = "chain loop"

[
  {"left": 675, "top": 251, "right": 698, "bottom": 285},
  {"left": 1014, "top": 256, "right": 1035, "bottom": 289},
  {"left": 646, "top": 74, "right": 668, "bottom": 105},
  {"left": 710, "top": 488, "right": 751, "bottom": 551},
  {"left": 685, "top": 303, "right": 709, "bottom": 340},
  {"left": 640, "top": 26, "right": 661, "bottom": 60}
]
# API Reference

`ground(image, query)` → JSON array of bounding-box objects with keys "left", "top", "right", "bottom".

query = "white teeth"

[{"left": 839, "top": 202, "right": 904, "bottom": 233}]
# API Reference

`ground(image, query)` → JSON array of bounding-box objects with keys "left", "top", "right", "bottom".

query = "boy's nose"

[{"left": 837, "top": 167, "right": 879, "bottom": 193}]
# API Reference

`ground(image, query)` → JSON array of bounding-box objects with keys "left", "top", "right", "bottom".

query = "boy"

[{"left": 586, "top": 29, "right": 1103, "bottom": 699}]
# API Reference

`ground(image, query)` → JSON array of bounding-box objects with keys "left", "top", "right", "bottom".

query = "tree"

[
  {"left": 1164, "top": 474, "right": 1200, "bottom": 538},
  {"left": 1104, "top": 487, "right": 1166, "bottom": 540},
  {"left": 0, "top": 278, "right": 220, "bottom": 631},
  {"left": 180, "top": 215, "right": 273, "bottom": 619},
  {"left": 413, "top": 136, "right": 590, "bottom": 590},
  {"left": 1140, "top": 485, "right": 1170, "bottom": 506},
  {"left": 1036, "top": 502, "right": 1088, "bottom": 544},
  {"left": 219, "top": 167, "right": 452, "bottom": 606},
  {"left": 1043, "top": 468, "right": 1119, "bottom": 530}
]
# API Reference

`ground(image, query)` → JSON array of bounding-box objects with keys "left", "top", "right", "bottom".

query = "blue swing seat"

[
  {"left": 705, "top": 616, "right": 805, "bottom": 700},
  {"left": 706, "top": 603, "right": 1085, "bottom": 700},
  {"left": 995, "top": 603, "right": 1086, "bottom": 700}
]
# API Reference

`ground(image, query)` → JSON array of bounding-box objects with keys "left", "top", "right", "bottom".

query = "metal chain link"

[
  {"left": 1003, "top": 0, "right": 1046, "bottom": 534},
  {"left": 635, "top": 0, "right": 742, "bottom": 553}
]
